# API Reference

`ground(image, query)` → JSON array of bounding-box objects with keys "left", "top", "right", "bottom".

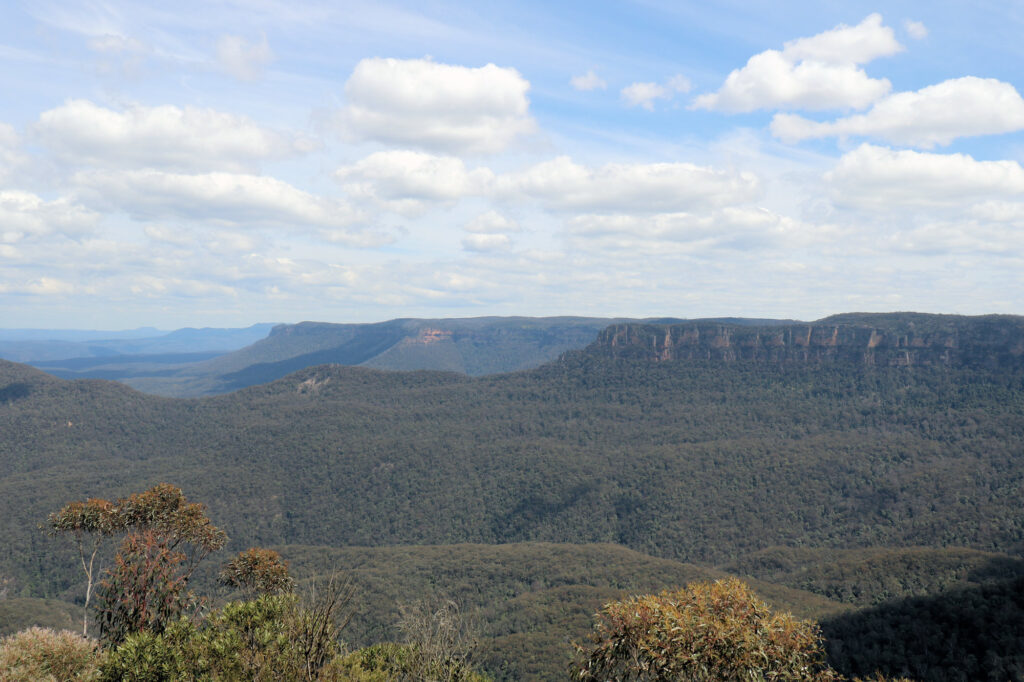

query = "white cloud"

[
  {"left": 500, "top": 156, "right": 760, "bottom": 213},
  {"left": 216, "top": 34, "right": 274, "bottom": 81},
  {"left": 340, "top": 57, "right": 535, "bottom": 154},
  {"left": 971, "top": 201, "right": 1024, "bottom": 224},
  {"left": 465, "top": 210, "right": 520, "bottom": 233},
  {"left": 335, "top": 150, "right": 494, "bottom": 214},
  {"left": 128, "top": 275, "right": 237, "bottom": 298},
  {"left": 904, "top": 20, "right": 928, "bottom": 40},
  {"left": 0, "top": 123, "right": 22, "bottom": 182},
  {"left": 462, "top": 233, "right": 511, "bottom": 252},
  {"left": 783, "top": 13, "right": 902, "bottom": 64},
  {"left": 36, "top": 100, "right": 304, "bottom": 171},
  {"left": 0, "top": 277, "right": 77, "bottom": 296},
  {"left": 462, "top": 211, "right": 518, "bottom": 253},
  {"left": 0, "top": 190, "right": 98, "bottom": 243},
  {"left": 884, "top": 219, "right": 1024, "bottom": 255},
  {"left": 75, "top": 169, "right": 364, "bottom": 230},
  {"left": 694, "top": 14, "right": 900, "bottom": 112},
  {"left": 771, "top": 77, "right": 1024, "bottom": 148},
  {"left": 621, "top": 82, "right": 669, "bottom": 110},
  {"left": 825, "top": 144, "right": 1024, "bottom": 210},
  {"left": 570, "top": 70, "right": 606, "bottom": 91},
  {"left": 621, "top": 74, "right": 690, "bottom": 110},
  {"left": 144, "top": 224, "right": 194, "bottom": 246},
  {"left": 204, "top": 230, "right": 260, "bottom": 255},
  {"left": 567, "top": 207, "right": 807, "bottom": 253}
]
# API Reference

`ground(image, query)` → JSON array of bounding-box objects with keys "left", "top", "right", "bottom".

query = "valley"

[{"left": 2, "top": 312, "right": 1024, "bottom": 679}]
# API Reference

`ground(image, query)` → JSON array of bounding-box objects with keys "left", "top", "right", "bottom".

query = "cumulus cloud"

[
  {"left": 825, "top": 144, "right": 1024, "bottom": 210},
  {"left": 883, "top": 219, "right": 1024, "bottom": 256},
  {"left": 36, "top": 100, "right": 305, "bottom": 171},
  {"left": 500, "top": 156, "right": 760, "bottom": 213},
  {"left": 971, "top": 201, "right": 1024, "bottom": 224},
  {"left": 567, "top": 207, "right": 805, "bottom": 253},
  {"left": 621, "top": 82, "right": 669, "bottom": 110},
  {"left": 0, "top": 190, "right": 98, "bottom": 244},
  {"left": 340, "top": 57, "right": 535, "bottom": 154},
  {"left": 904, "top": 20, "right": 928, "bottom": 40},
  {"left": 771, "top": 77, "right": 1024, "bottom": 148},
  {"left": 0, "top": 123, "right": 23, "bottom": 181},
  {"left": 75, "top": 169, "right": 363, "bottom": 229},
  {"left": 336, "top": 150, "right": 494, "bottom": 214},
  {"left": 144, "top": 224, "right": 195, "bottom": 247},
  {"left": 0, "top": 277, "right": 76, "bottom": 296},
  {"left": 570, "top": 70, "right": 606, "bottom": 91},
  {"left": 462, "top": 233, "right": 511, "bottom": 252},
  {"left": 127, "top": 275, "right": 237, "bottom": 298},
  {"left": 621, "top": 74, "right": 690, "bottom": 110},
  {"left": 465, "top": 210, "right": 520, "bottom": 233},
  {"left": 694, "top": 14, "right": 900, "bottom": 112},
  {"left": 461, "top": 211, "right": 519, "bottom": 253},
  {"left": 216, "top": 34, "right": 274, "bottom": 81}
]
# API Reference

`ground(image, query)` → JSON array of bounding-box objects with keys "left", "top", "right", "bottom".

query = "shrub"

[
  {"left": 571, "top": 578, "right": 840, "bottom": 681},
  {"left": 0, "top": 627, "right": 103, "bottom": 682}
]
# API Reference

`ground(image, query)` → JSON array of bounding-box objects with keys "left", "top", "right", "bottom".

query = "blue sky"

[{"left": 1, "top": 1, "right": 1023, "bottom": 328}]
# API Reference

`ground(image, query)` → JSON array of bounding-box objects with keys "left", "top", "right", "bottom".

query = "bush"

[
  {"left": 0, "top": 627, "right": 103, "bottom": 682},
  {"left": 97, "top": 619, "right": 195, "bottom": 682},
  {"left": 571, "top": 578, "right": 840, "bottom": 681},
  {"left": 101, "top": 587, "right": 351, "bottom": 681}
]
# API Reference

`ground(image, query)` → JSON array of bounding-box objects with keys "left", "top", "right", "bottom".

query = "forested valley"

[{"left": 3, "top": 313, "right": 1024, "bottom": 679}]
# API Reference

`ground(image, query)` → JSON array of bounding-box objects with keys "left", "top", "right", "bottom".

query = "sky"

[{"left": 1, "top": 1, "right": 1023, "bottom": 328}]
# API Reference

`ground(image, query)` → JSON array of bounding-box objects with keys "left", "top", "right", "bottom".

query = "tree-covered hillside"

[
  {"left": 3, "top": 315, "right": 1024, "bottom": 596},
  {"left": 4, "top": 313, "right": 1024, "bottom": 678}
]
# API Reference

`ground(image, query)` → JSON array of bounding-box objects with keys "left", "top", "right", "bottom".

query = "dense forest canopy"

[{"left": 3, "top": 313, "right": 1024, "bottom": 679}]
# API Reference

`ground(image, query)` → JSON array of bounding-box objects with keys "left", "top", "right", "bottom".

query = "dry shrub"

[
  {"left": 0, "top": 627, "right": 102, "bottom": 682},
  {"left": 572, "top": 578, "right": 840, "bottom": 681}
]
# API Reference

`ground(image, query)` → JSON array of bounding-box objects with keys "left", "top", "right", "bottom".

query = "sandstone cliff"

[{"left": 591, "top": 313, "right": 1024, "bottom": 368}]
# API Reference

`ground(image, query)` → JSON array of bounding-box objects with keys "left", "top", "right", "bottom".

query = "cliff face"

[{"left": 592, "top": 314, "right": 1024, "bottom": 369}]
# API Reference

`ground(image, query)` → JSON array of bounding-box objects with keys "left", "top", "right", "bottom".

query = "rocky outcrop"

[{"left": 591, "top": 314, "right": 1024, "bottom": 369}]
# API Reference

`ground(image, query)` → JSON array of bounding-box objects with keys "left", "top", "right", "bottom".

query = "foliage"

[
  {"left": 94, "top": 530, "right": 194, "bottom": 646},
  {"left": 329, "top": 642, "right": 490, "bottom": 682},
  {"left": 44, "top": 484, "right": 227, "bottom": 644},
  {"left": 46, "top": 497, "right": 118, "bottom": 636},
  {"left": 110, "top": 483, "right": 228, "bottom": 563},
  {"left": 79, "top": 485, "right": 226, "bottom": 646},
  {"left": 219, "top": 547, "right": 295, "bottom": 598},
  {"left": 101, "top": 574, "right": 353, "bottom": 681},
  {"left": 0, "top": 626, "right": 102, "bottom": 682},
  {"left": 571, "top": 579, "right": 840, "bottom": 681},
  {"left": 97, "top": 619, "right": 195, "bottom": 682}
]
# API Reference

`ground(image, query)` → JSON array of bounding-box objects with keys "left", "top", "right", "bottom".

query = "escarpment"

[{"left": 590, "top": 313, "right": 1024, "bottom": 369}]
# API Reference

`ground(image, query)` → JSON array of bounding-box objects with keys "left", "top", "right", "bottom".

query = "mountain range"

[
  {"left": 15, "top": 316, "right": 793, "bottom": 396},
  {"left": 2, "top": 311, "right": 1024, "bottom": 679}
]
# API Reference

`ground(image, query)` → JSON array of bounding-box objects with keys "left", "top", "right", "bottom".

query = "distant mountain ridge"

[
  {"left": 591, "top": 313, "right": 1024, "bottom": 368},
  {"left": 13, "top": 313, "right": 1023, "bottom": 397},
  {"left": 0, "top": 324, "right": 276, "bottom": 363}
]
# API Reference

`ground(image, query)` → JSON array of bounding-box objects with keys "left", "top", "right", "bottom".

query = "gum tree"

[
  {"left": 47, "top": 498, "right": 119, "bottom": 636},
  {"left": 47, "top": 484, "right": 227, "bottom": 643}
]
